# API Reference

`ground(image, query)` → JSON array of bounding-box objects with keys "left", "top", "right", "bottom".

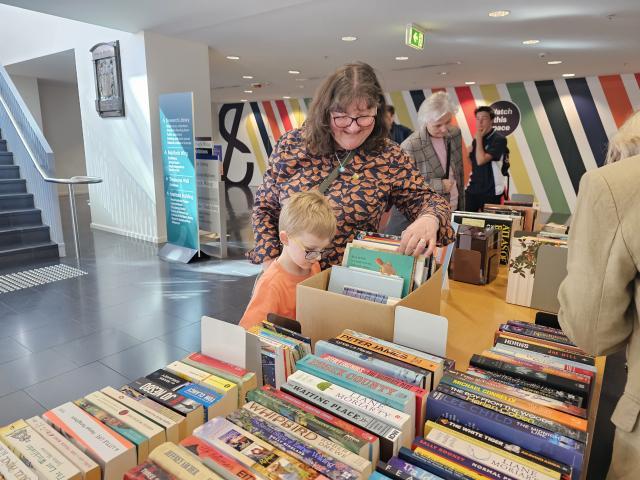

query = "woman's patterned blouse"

[{"left": 247, "top": 128, "right": 455, "bottom": 269}]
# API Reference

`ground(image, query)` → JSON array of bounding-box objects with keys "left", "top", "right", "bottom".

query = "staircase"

[{"left": 0, "top": 132, "right": 59, "bottom": 268}]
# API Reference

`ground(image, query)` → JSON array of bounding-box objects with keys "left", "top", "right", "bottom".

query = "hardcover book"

[{"left": 343, "top": 248, "right": 414, "bottom": 297}]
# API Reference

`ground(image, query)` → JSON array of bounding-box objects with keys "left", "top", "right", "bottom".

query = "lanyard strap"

[{"left": 318, "top": 150, "right": 355, "bottom": 194}]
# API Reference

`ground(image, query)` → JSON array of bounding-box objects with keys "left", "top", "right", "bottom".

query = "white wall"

[
  {"left": 38, "top": 80, "right": 88, "bottom": 195},
  {"left": 8, "top": 74, "right": 43, "bottom": 130},
  {"left": 143, "top": 31, "right": 213, "bottom": 241}
]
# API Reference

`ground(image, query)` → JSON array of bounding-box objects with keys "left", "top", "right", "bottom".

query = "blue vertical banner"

[{"left": 159, "top": 92, "right": 200, "bottom": 253}]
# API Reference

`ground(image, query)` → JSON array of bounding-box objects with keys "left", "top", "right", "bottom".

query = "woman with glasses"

[{"left": 248, "top": 62, "right": 455, "bottom": 270}]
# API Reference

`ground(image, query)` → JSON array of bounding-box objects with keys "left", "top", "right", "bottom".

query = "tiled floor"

[{"left": 0, "top": 187, "right": 625, "bottom": 479}]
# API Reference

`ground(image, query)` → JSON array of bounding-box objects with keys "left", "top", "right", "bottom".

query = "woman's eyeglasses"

[
  {"left": 291, "top": 237, "right": 327, "bottom": 260},
  {"left": 331, "top": 114, "right": 376, "bottom": 128}
]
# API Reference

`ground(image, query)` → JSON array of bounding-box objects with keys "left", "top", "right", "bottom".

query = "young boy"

[{"left": 239, "top": 190, "right": 336, "bottom": 330}]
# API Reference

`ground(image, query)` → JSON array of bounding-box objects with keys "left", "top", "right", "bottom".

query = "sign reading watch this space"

[
  {"left": 405, "top": 24, "right": 425, "bottom": 50},
  {"left": 490, "top": 100, "right": 520, "bottom": 136}
]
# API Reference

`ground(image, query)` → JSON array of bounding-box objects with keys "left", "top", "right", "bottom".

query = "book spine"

[
  {"left": 0, "top": 435, "right": 40, "bottom": 480},
  {"left": 413, "top": 441, "right": 512, "bottom": 480},
  {"left": 505, "top": 321, "right": 569, "bottom": 338},
  {"left": 193, "top": 417, "right": 326, "bottom": 480},
  {"left": 179, "top": 436, "right": 256, "bottom": 480},
  {"left": 385, "top": 457, "right": 444, "bottom": 480},
  {"left": 495, "top": 332, "right": 584, "bottom": 356},
  {"left": 243, "top": 401, "right": 371, "bottom": 474},
  {"left": 376, "top": 461, "right": 413, "bottom": 480},
  {"left": 483, "top": 350, "right": 592, "bottom": 383},
  {"left": 286, "top": 371, "right": 409, "bottom": 433},
  {"left": 424, "top": 423, "right": 559, "bottom": 480},
  {"left": 146, "top": 369, "right": 189, "bottom": 391},
  {"left": 464, "top": 368, "right": 583, "bottom": 409},
  {"left": 469, "top": 355, "right": 589, "bottom": 400},
  {"left": 397, "top": 447, "right": 470, "bottom": 480},
  {"left": 448, "top": 370, "right": 587, "bottom": 420},
  {"left": 124, "top": 461, "right": 177, "bottom": 480},
  {"left": 246, "top": 389, "right": 368, "bottom": 457},
  {"left": 491, "top": 344, "right": 595, "bottom": 376},
  {"left": 433, "top": 419, "right": 571, "bottom": 479},
  {"left": 226, "top": 409, "right": 360, "bottom": 480},
  {"left": 187, "top": 353, "right": 248, "bottom": 377},
  {"left": 498, "top": 326, "right": 574, "bottom": 347},
  {"left": 441, "top": 374, "right": 588, "bottom": 432},
  {"left": 296, "top": 355, "right": 412, "bottom": 412},
  {"left": 341, "top": 330, "right": 445, "bottom": 366},
  {"left": 316, "top": 341, "right": 426, "bottom": 388},
  {"left": 177, "top": 384, "right": 224, "bottom": 421},
  {"left": 147, "top": 443, "right": 216, "bottom": 480},
  {"left": 435, "top": 384, "right": 586, "bottom": 444},
  {"left": 425, "top": 392, "right": 583, "bottom": 475},
  {"left": 495, "top": 336, "right": 594, "bottom": 367},
  {"left": 129, "top": 379, "right": 203, "bottom": 417},
  {"left": 336, "top": 332, "right": 440, "bottom": 373}
]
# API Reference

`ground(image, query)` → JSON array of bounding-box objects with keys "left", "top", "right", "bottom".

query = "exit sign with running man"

[{"left": 405, "top": 24, "right": 425, "bottom": 50}]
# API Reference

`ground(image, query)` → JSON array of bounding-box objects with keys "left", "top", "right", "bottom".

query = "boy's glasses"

[
  {"left": 331, "top": 114, "right": 376, "bottom": 128},
  {"left": 291, "top": 237, "right": 327, "bottom": 260}
]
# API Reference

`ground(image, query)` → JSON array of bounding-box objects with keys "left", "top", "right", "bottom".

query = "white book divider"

[{"left": 393, "top": 306, "right": 448, "bottom": 358}]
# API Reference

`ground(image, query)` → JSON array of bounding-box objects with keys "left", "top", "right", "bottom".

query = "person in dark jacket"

[{"left": 385, "top": 105, "right": 413, "bottom": 144}]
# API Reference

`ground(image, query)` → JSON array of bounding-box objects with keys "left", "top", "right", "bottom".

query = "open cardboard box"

[{"left": 296, "top": 266, "right": 443, "bottom": 346}]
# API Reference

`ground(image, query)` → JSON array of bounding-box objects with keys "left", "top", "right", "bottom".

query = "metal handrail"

[{"left": 0, "top": 66, "right": 101, "bottom": 265}]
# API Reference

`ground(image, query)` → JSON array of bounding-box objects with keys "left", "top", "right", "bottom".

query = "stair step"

[
  {"left": 0, "top": 140, "right": 6, "bottom": 152},
  {"left": 0, "top": 193, "right": 34, "bottom": 211},
  {"left": 0, "top": 225, "right": 51, "bottom": 248},
  {"left": 0, "top": 208, "right": 42, "bottom": 228},
  {"left": 0, "top": 152, "right": 13, "bottom": 165},
  {"left": 0, "top": 241, "right": 59, "bottom": 268},
  {"left": 0, "top": 165, "right": 19, "bottom": 179},
  {"left": 0, "top": 179, "right": 26, "bottom": 194}
]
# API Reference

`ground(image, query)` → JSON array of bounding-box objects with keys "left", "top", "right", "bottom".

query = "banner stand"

[{"left": 158, "top": 243, "right": 200, "bottom": 263}]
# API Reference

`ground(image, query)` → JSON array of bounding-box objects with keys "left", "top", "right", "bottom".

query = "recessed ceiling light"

[
  {"left": 547, "top": 60, "right": 563, "bottom": 65},
  {"left": 288, "top": 70, "right": 300, "bottom": 75},
  {"left": 283, "top": 96, "right": 291, "bottom": 99},
  {"left": 465, "top": 81, "right": 476, "bottom": 85},
  {"left": 522, "top": 39, "right": 540, "bottom": 45},
  {"left": 240, "top": 99, "right": 248, "bottom": 102},
  {"left": 244, "top": 90, "right": 253, "bottom": 93},
  {"left": 298, "top": 85, "right": 304, "bottom": 89},
  {"left": 226, "top": 55, "right": 240, "bottom": 60},
  {"left": 341, "top": 36, "right": 357, "bottom": 42},
  {"left": 489, "top": 10, "right": 510, "bottom": 17},
  {"left": 395, "top": 56, "right": 409, "bottom": 61},
  {"left": 440, "top": 72, "right": 448, "bottom": 76},
  {"left": 295, "top": 78, "right": 308, "bottom": 82},
  {"left": 456, "top": 61, "right": 463, "bottom": 65},
  {"left": 562, "top": 73, "right": 575, "bottom": 77},
  {"left": 242, "top": 75, "right": 254, "bottom": 79}
]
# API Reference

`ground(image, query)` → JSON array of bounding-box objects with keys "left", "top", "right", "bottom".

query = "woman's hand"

[{"left": 398, "top": 214, "right": 439, "bottom": 257}]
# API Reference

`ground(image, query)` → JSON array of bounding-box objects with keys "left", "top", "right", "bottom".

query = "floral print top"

[{"left": 247, "top": 128, "right": 455, "bottom": 269}]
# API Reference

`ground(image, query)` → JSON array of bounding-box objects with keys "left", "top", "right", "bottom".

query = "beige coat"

[{"left": 558, "top": 155, "right": 640, "bottom": 480}]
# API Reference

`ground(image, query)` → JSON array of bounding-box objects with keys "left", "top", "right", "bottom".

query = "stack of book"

[
  {"left": 247, "top": 320, "right": 312, "bottom": 388},
  {"left": 329, "top": 232, "right": 436, "bottom": 304},
  {"left": 0, "top": 352, "right": 252, "bottom": 480},
  {"left": 421, "top": 321, "right": 594, "bottom": 480}
]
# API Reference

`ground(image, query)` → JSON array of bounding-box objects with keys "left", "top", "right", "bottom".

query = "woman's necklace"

[{"left": 334, "top": 151, "right": 352, "bottom": 173}]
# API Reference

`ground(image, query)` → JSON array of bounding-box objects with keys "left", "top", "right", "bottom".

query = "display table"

[{"left": 441, "top": 266, "right": 604, "bottom": 480}]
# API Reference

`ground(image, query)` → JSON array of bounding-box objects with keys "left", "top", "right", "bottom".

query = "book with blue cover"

[{"left": 344, "top": 247, "right": 415, "bottom": 297}]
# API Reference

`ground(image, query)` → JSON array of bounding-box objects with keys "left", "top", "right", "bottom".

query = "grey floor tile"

[
  {"left": 0, "top": 391, "right": 45, "bottom": 425},
  {"left": 25, "top": 362, "right": 130, "bottom": 410},
  {"left": 0, "top": 300, "right": 16, "bottom": 316},
  {"left": 12, "top": 320, "right": 100, "bottom": 352},
  {"left": 99, "top": 339, "right": 189, "bottom": 381},
  {"left": 0, "top": 337, "right": 32, "bottom": 364},
  {"left": 0, "top": 350, "right": 78, "bottom": 397},
  {"left": 51, "top": 328, "right": 141, "bottom": 366},
  {"left": 0, "top": 311, "right": 72, "bottom": 339},
  {"left": 112, "top": 312, "right": 195, "bottom": 342},
  {"left": 158, "top": 322, "right": 201, "bottom": 353}
]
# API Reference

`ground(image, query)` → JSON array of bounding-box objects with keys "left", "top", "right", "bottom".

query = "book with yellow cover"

[
  {"left": 148, "top": 443, "right": 221, "bottom": 480},
  {"left": 165, "top": 361, "right": 238, "bottom": 412}
]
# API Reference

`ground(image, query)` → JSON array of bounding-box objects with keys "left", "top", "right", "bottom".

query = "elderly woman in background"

[
  {"left": 385, "top": 91, "right": 464, "bottom": 235},
  {"left": 558, "top": 110, "right": 640, "bottom": 480},
  {"left": 248, "top": 62, "right": 454, "bottom": 270}
]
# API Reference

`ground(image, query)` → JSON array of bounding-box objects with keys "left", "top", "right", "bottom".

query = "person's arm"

[
  {"left": 558, "top": 171, "right": 636, "bottom": 356},
  {"left": 239, "top": 277, "right": 282, "bottom": 330},
  {"left": 391, "top": 151, "right": 455, "bottom": 256},
  {"left": 475, "top": 132, "right": 507, "bottom": 166},
  {"left": 247, "top": 144, "right": 285, "bottom": 266}
]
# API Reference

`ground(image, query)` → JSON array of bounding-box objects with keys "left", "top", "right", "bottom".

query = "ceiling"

[
  {"left": 5, "top": 49, "right": 77, "bottom": 84},
  {"left": 2, "top": 0, "right": 639, "bottom": 103}
]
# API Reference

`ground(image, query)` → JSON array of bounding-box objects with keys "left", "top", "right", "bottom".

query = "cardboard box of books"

[
  {"left": 296, "top": 266, "right": 442, "bottom": 346},
  {"left": 449, "top": 225, "right": 500, "bottom": 285}
]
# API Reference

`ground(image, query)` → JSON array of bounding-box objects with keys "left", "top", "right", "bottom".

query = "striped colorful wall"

[{"left": 217, "top": 72, "right": 640, "bottom": 213}]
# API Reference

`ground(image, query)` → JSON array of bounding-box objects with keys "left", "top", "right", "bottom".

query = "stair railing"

[{"left": 0, "top": 65, "right": 101, "bottom": 265}]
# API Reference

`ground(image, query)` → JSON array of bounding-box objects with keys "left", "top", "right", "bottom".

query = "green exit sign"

[{"left": 405, "top": 24, "right": 425, "bottom": 50}]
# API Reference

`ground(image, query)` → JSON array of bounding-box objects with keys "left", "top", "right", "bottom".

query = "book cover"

[
  {"left": 148, "top": 443, "right": 220, "bottom": 480},
  {"left": 226, "top": 409, "right": 361, "bottom": 480},
  {"left": 242, "top": 401, "right": 371, "bottom": 476},
  {"left": 176, "top": 384, "right": 225, "bottom": 421},
  {"left": 490, "top": 345, "right": 595, "bottom": 377},
  {"left": 397, "top": 447, "right": 462, "bottom": 480},
  {"left": 413, "top": 441, "right": 502, "bottom": 480},
  {"left": 498, "top": 325, "right": 574, "bottom": 347},
  {"left": 327, "top": 265, "right": 404, "bottom": 299},
  {"left": 343, "top": 247, "right": 415, "bottom": 297},
  {"left": 342, "top": 330, "right": 445, "bottom": 366},
  {"left": 179, "top": 436, "right": 257, "bottom": 480},
  {"left": 165, "top": 361, "right": 240, "bottom": 409},
  {"left": 425, "top": 391, "right": 583, "bottom": 477},
  {"left": 146, "top": 369, "right": 190, "bottom": 392},
  {"left": 42, "top": 403, "right": 136, "bottom": 480},
  {"left": 124, "top": 460, "right": 177, "bottom": 480},
  {"left": 0, "top": 419, "right": 82, "bottom": 480},
  {"left": 25, "top": 416, "right": 100, "bottom": 480},
  {"left": 0, "top": 441, "right": 39, "bottom": 480},
  {"left": 495, "top": 335, "right": 594, "bottom": 367},
  {"left": 385, "top": 456, "right": 444, "bottom": 480},
  {"left": 102, "top": 386, "right": 180, "bottom": 443}
]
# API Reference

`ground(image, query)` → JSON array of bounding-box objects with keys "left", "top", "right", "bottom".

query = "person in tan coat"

[{"left": 558, "top": 111, "right": 640, "bottom": 480}]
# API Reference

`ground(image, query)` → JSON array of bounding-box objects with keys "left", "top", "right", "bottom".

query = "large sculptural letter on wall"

[{"left": 219, "top": 103, "right": 252, "bottom": 186}]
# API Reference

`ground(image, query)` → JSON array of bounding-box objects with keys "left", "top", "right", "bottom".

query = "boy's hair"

[
  {"left": 279, "top": 190, "right": 337, "bottom": 239},
  {"left": 474, "top": 105, "right": 495, "bottom": 119}
]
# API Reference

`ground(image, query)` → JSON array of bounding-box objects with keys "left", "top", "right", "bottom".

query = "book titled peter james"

[{"left": 344, "top": 247, "right": 415, "bottom": 297}]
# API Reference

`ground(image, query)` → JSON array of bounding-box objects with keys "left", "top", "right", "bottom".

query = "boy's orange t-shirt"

[{"left": 239, "top": 260, "right": 321, "bottom": 330}]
